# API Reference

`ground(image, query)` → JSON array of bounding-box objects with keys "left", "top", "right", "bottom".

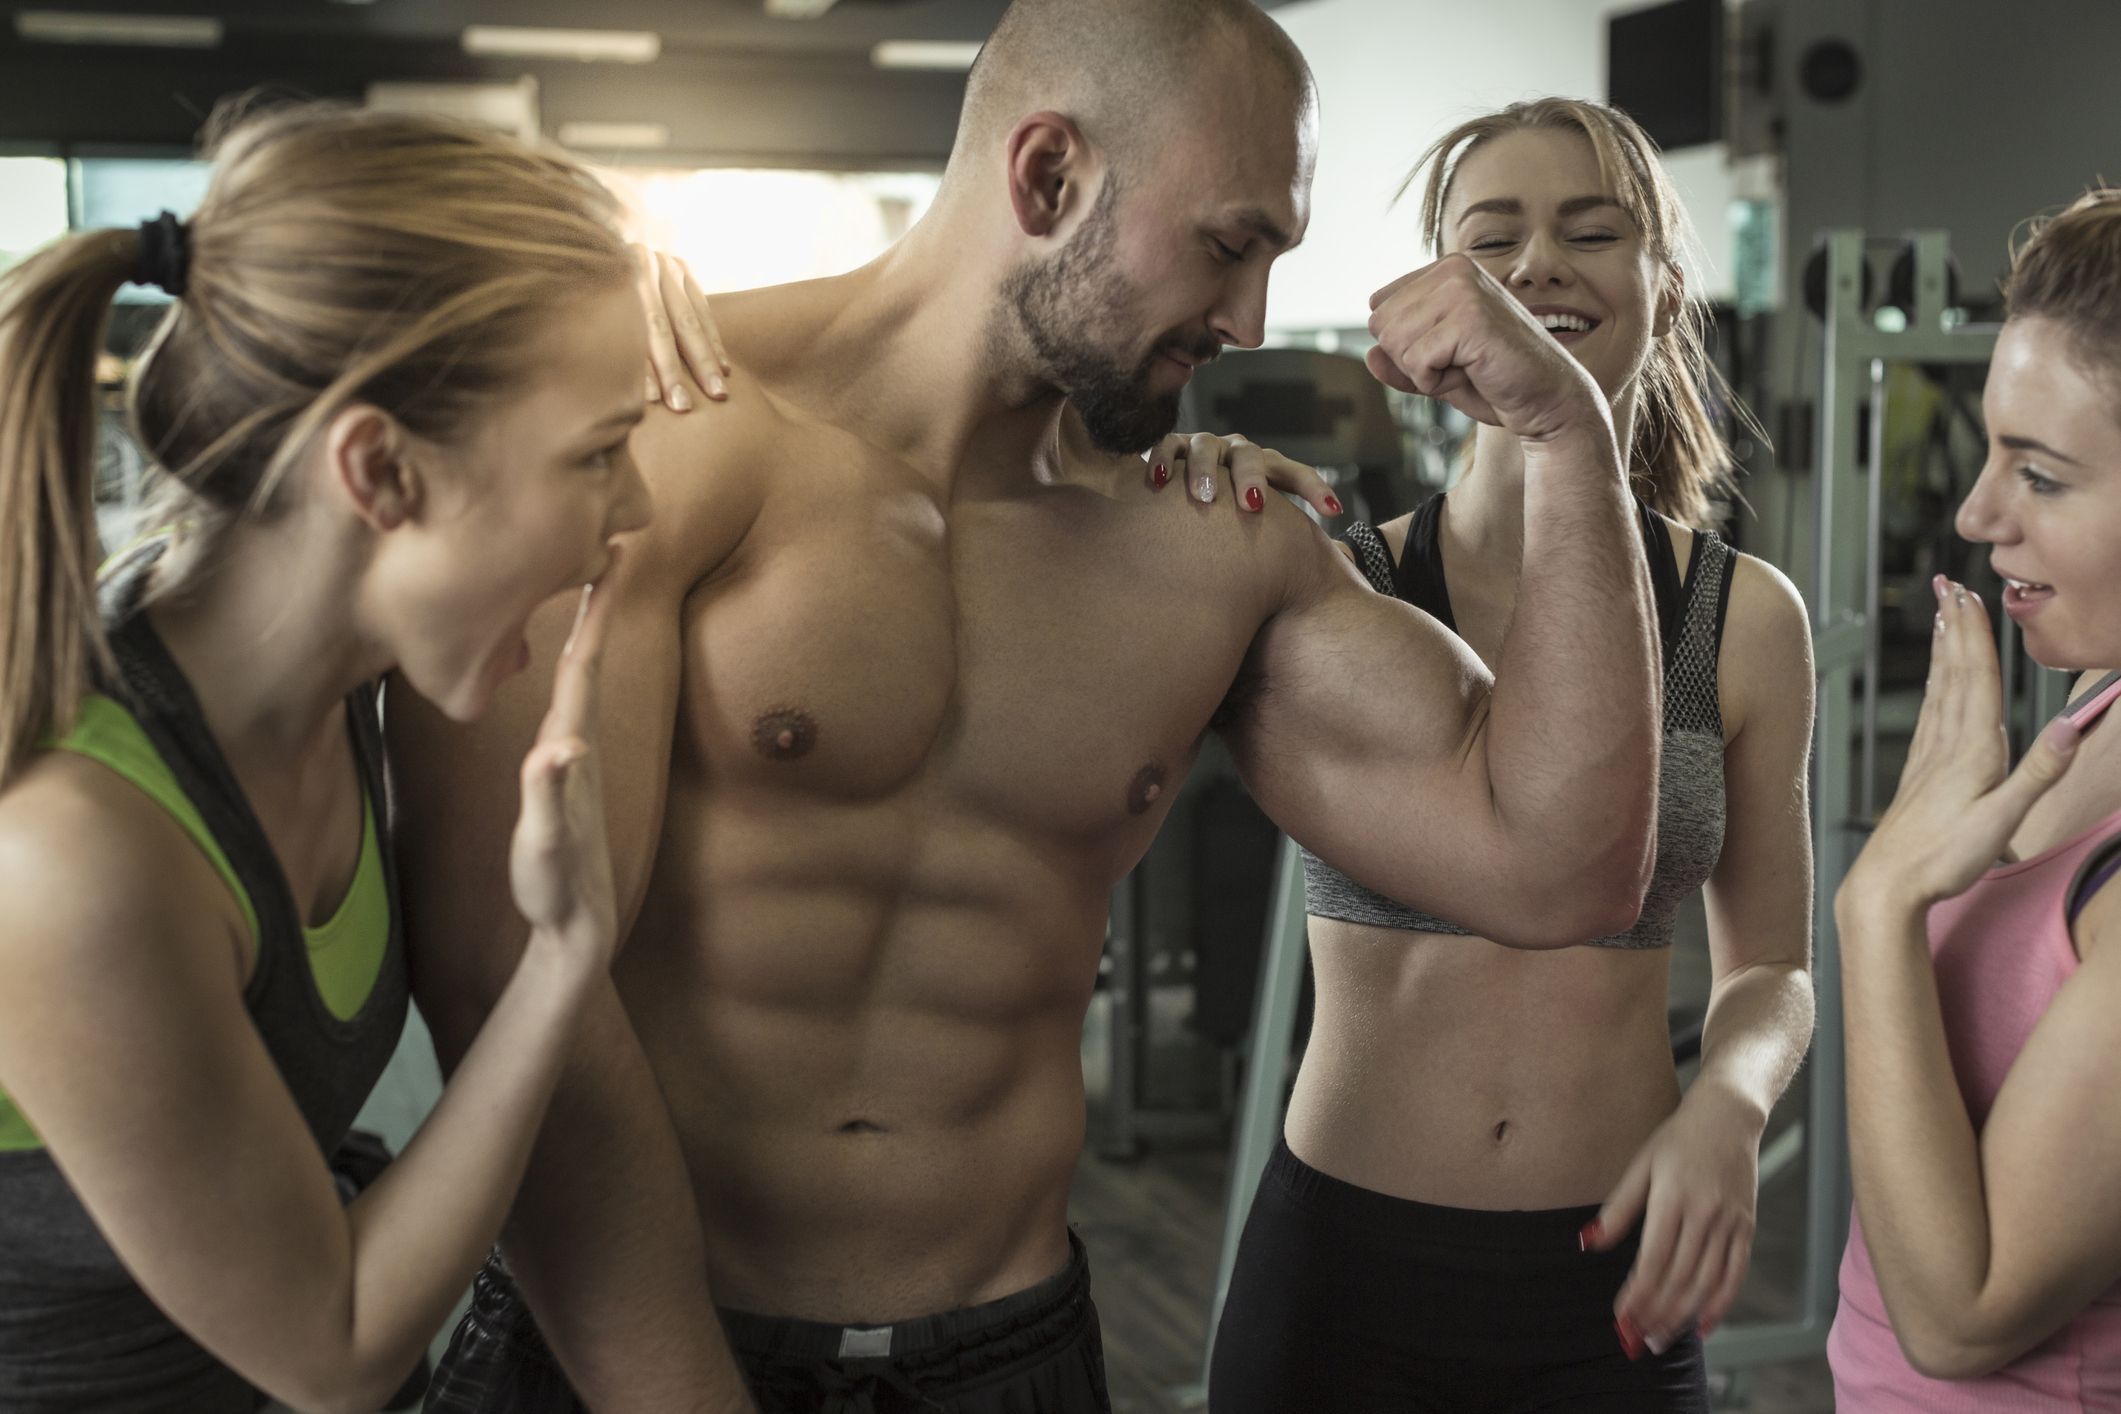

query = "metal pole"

[
  {"left": 1801, "top": 228, "right": 1865, "bottom": 1332},
  {"left": 1186, "top": 835, "right": 1310, "bottom": 1402},
  {"left": 1860, "top": 356, "right": 1887, "bottom": 823},
  {"left": 1098, "top": 875, "right": 1143, "bottom": 1159}
]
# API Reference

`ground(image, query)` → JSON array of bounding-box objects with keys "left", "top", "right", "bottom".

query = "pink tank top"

[{"left": 1831, "top": 674, "right": 2121, "bottom": 1411}]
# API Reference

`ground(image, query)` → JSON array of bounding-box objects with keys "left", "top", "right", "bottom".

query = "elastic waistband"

[
  {"left": 474, "top": 1233, "right": 1092, "bottom": 1368},
  {"left": 719, "top": 1230, "right": 1090, "bottom": 1362},
  {"left": 1264, "top": 1137, "right": 1611, "bottom": 1252}
]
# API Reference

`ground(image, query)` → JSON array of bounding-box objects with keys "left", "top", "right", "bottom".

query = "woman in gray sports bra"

[{"left": 1204, "top": 100, "right": 1819, "bottom": 1413}]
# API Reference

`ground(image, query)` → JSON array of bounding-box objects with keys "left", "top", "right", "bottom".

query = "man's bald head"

[
  {"left": 953, "top": 0, "right": 1316, "bottom": 456},
  {"left": 945, "top": 0, "right": 1315, "bottom": 189}
]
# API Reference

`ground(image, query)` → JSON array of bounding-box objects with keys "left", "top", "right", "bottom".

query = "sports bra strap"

[
  {"left": 1337, "top": 497, "right": 1731, "bottom": 673},
  {"left": 2069, "top": 830, "right": 2121, "bottom": 925},
  {"left": 1341, "top": 522, "right": 1398, "bottom": 598},
  {"left": 1635, "top": 501, "right": 1684, "bottom": 658},
  {"left": 2064, "top": 669, "right": 2121, "bottom": 729},
  {"left": 1709, "top": 532, "right": 1737, "bottom": 661}
]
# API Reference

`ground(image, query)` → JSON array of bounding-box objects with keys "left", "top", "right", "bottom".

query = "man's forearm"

[
  {"left": 498, "top": 982, "right": 754, "bottom": 1414},
  {"left": 1490, "top": 426, "right": 1661, "bottom": 904}
]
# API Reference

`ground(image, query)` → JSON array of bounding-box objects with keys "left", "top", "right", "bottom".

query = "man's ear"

[
  {"left": 1653, "top": 260, "right": 1686, "bottom": 339},
  {"left": 324, "top": 404, "right": 420, "bottom": 532},
  {"left": 1006, "top": 110, "right": 1095, "bottom": 240}
]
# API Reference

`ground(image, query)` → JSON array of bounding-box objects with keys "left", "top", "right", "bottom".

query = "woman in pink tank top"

[{"left": 1833, "top": 189, "right": 2121, "bottom": 1411}]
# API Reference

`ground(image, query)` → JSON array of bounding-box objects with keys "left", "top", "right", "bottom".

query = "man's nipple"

[
  {"left": 752, "top": 707, "right": 819, "bottom": 762},
  {"left": 1127, "top": 763, "right": 1168, "bottom": 816}
]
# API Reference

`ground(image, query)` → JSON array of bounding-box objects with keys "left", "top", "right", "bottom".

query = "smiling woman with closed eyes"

[{"left": 1203, "top": 98, "right": 1818, "bottom": 1414}]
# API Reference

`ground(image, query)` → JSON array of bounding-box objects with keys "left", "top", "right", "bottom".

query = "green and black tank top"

[{"left": 0, "top": 546, "right": 408, "bottom": 1412}]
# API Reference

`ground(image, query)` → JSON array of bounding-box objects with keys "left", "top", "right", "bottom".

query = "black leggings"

[{"left": 1211, "top": 1139, "right": 1709, "bottom": 1414}]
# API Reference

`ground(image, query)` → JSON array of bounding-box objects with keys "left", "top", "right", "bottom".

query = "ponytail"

[
  {"left": 0, "top": 230, "right": 136, "bottom": 785},
  {"left": 0, "top": 100, "right": 634, "bottom": 789},
  {"left": 1631, "top": 312, "right": 1739, "bottom": 530}
]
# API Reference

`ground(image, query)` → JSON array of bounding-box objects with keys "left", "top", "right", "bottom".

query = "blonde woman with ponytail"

[
  {"left": 1195, "top": 99, "right": 1818, "bottom": 1411},
  {"left": 0, "top": 102, "right": 754, "bottom": 1413}
]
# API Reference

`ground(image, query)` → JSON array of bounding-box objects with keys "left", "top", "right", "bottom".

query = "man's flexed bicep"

[
  {"left": 1225, "top": 545, "right": 1603, "bottom": 946},
  {"left": 1233, "top": 255, "right": 1663, "bottom": 947}
]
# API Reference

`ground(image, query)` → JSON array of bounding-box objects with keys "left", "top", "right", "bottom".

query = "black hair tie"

[{"left": 134, "top": 211, "right": 191, "bottom": 298}]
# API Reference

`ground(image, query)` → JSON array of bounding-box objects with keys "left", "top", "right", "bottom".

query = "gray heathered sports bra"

[{"left": 1303, "top": 493, "right": 1735, "bottom": 949}]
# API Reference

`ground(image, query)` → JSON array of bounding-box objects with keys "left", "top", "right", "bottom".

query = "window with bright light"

[
  {"left": 74, "top": 157, "right": 213, "bottom": 304},
  {"left": 0, "top": 157, "right": 69, "bottom": 274},
  {"left": 605, "top": 167, "right": 942, "bottom": 293},
  {"left": 7, "top": 154, "right": 936, "bottom": 296}
]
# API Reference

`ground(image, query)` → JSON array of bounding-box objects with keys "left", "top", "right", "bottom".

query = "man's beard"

[{"left": 1001, "top": 180, "right": 1214, "bottom": 454}]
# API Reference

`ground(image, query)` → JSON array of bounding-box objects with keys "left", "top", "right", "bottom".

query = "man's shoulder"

[
  {"left": 700, "top": 278, "right": 856, "bottom": 416},
  {"left": 1238, "top": 491, "right": 1357, "bottom": 612},
  {"left": 1118, "top": 485, "right": 1357, "bottom": 660},
  {"left": 623, "top": 282, "right": 849, "bottom": 588},
  {"left": 711, "top": 281, "right": 835, "bottom": 363},
  {"left": 622, "top": 398, "right": 776, "bottom": 595},
  {"left": 630, "top": 277, "right": 862, "bottom": 479}
]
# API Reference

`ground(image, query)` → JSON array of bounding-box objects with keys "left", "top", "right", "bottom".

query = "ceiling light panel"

[
  {"left": 15, "top": 11, "right": 223, "bottom": 47},
  {"left": 557, "top": 121, "right": 672, "bottom": 150},
  {"left": 871, "top": 41, "right": 983, "bottom": 71},
  {"left": 461, "top": 26, "right": 661, "bottom": 64}
]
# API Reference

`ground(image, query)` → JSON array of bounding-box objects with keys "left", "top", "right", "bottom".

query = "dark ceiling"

[
  {"left": 0, "top": 0, "right": 1044, "bottom": 164},
  {"left": 22, "top": 0, "right": 1021, "bottom": 57}
]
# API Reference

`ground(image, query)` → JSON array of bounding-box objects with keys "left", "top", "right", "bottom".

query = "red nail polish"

[
  {"left": 1324, "top": 495, "right": 1343, "bottom": 516},
  {"left": 1699, "top": 1316, "right": 1719, "bottom": 1339},
  {"left": 1152, "top": 463, "right": 1169, "bottom": 487},
  {"left": 1579, "top": 1219, "right": 1603, "bottom": 1248},
  {"left": 1245, "top": 486, "right": 1264, "bottom": 512},
  {"left": 1615, "top": 1316, "right": 1646, "bottom": 1361}
]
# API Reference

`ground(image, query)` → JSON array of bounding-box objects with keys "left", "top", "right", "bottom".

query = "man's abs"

[
  {"left": 616, "top": 796, "right": 1108, "bottom": 1324},
  {"left": 605, "top": 362, "right": 1288, "bottom": 1321}
]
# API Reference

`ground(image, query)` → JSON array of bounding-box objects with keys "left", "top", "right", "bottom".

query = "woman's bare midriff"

[{"left": 1286, "top": 915, "right": 1684, "bottom": 1212}]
